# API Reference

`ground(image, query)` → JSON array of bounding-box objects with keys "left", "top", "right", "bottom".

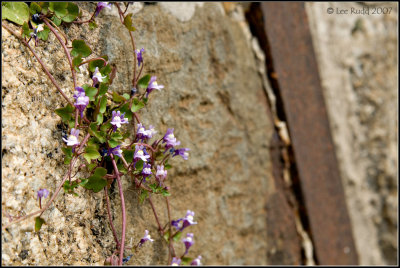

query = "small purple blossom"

[
  {"left": 135, "top": 48, "right": 145, "bottom": 67},
  {"left": 134, "top": 145, "right": 151, "bottom": 162},
  {"left": 62, "top": 128, "right": 80, "bottom": 147},
  {"left": 108, "top": 145, "right": 123, "bottom": 157},
  {"left": 37, "top": 188, "right": 49, "bottom": 200},
  {"left": 92, "top": 67, "right": 107, "bottom": 86},
  {"left": 95, "top": 2, "right": 112, "bottom": 17},
  {"left": 138, "top": 230, "right": 154, "bottom": 247},
  {"left": 156, "top": 165, "right": 167, "bottom": 183},
  {"left": 142, "top": 163, "right": 152, "bottom": 180},
  {"left": 163, "top": 128, "right": 181, "bottom": 150},
  {"left": 111, "top": 111, "right": 129, "bottom": 131},
  {"left": 191, "top": 256, "right": 202, "bottom": 266},
  {"left": 136, "top": 123, "right": 157, "bottom": 140},
  {"left": 182, "top": 233, "right": 194, "bottom": 255},
  {"left": 146, "top": 76, "right": 164, "bottom": 98},
  {"left": 172, "top": 210, "right": 198, "bottom": 231},
  {"left": 171, "top": 257, "right": 181, "bottom": 266},
  {"left": 73, "top": 87, "right": 89, "bottom": 118},
  {"left": 173, "top": 148, "right": 190, "bottom": 160}
]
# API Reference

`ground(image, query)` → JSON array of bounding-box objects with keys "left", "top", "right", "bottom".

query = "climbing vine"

[{"left": 2, "top": 2, "right": 201, "bottom": 266}]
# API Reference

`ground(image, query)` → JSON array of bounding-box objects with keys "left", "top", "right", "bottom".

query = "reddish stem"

[{"left": 105, "top": 186, "right": 120, "bottom": 247}]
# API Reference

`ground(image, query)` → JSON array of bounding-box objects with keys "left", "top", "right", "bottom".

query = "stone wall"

[
  {"left": 306, "top": 2, "right": 398, "bottom": 265},
  {"left": 2, "top": 3, "right": 276, "bottom": 265}
]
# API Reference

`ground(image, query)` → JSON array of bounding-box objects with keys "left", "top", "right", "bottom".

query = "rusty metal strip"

[{"left": 260, "top": 2, "right": 358, "bottom": 265}]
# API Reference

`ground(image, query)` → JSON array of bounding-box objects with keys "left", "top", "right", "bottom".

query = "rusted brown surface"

[{"left": 260, "top": 2, "right": 359, "bottom": 265}]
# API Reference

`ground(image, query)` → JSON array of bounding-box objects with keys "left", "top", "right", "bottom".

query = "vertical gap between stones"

[{"left": 245, "top": 3, "right": 318, "bottom": 265}]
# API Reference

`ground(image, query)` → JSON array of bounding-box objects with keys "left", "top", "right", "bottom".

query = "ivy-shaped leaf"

[
  {"left": 123, "top": 149, "right": 134, "bottom": 163},
  {"left": 99, "top": 96, "right": 107, "bottom": 114},
  {"left": 55, "top": 104, "right": 74, "bottom": 123},
  {"left": 37, "top": 25, "right": 50, "bottom": 41},
  {"left": 62, "top": 147, "right": 73, "bottom": 164},
  {"left": 119, "top": 103, "right": 133, "bottom": 121},
  {"left": 96, "top": 113, "right": 103, "bottom": 125},
  {"left": 82, "top": 84, "right": 98, "bottom": 100},
  {"left": 108, "top": 139, "right": 120, "bottom": 148},
  {"left": 2, "top": 2, "right": 30, "bottom": 25},
  {"left": 98, "top": 83, "right": 109, "bottom": 96},
  {"left": 112, "top": 91, "right": 125, "bottom": 103},
  {"left": 49, "top": 2, "right": 68, "bottom": 18},
  {"left": 82, "top": 167, "right": 107, "bottom": 193},
  {"left": 84, "top": 145, "right": 100, "bottom": 163},
  {"left": 34, "top": 216, "right": 45, "bottom": 232},
  {"left": 62, "top": 2, "right": 79, "bottom": 23},
  {"left": 137, "top": 74, "right": 151, "bottom": 89},
  {"left": 88, "top": 56, "right": 108, "bottom": 72},
  {"left": 131, "top": 98, "right": 145, "bottom": 112},
  {"left": 123, "top": 13, "right": 136, "bottom": 31},
  {"left": 172, "top": 231, "right": 182, "bottom": 242},
  {"left": 100, "top": 122, "right": 112, "bottom": 132},
  {"left": 111, "top": 132, "right": 123, "bottom": 140},
  {"left": 51, "top": 15, "right": 62, "bottom": 26},
  {"left": 139, "top": 189, "right": 149, "bottom": 204},
  {"left": 71, "top": 39, "right": 92, "bottom": 58},
  {"left": 72, "top": 55, "right": 83, "bottom": 72},
  {"left": 29, "top": 3, "right": 42, "bottom": 15},
  {"left": 21, "top": 22, "right": 33, "bottom": 39}
]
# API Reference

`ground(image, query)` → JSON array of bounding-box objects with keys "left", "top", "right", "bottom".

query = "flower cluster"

[
  {"left": 111, "top": 111, "right": 129, "bottom": 132},
  {"left": 73, "top": 87, "right": 89, "bottom": 118},
  {"left": 172, "top": 210, "right": 198, "bottom": 231}
]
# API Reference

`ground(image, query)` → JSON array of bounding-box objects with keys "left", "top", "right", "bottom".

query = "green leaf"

[
  {"left": 49, "top": 2, "right": 68, "bottom": 18},
  {"left": 123, "top": 93, "right": 130, "bottom": 100},
  {"left": 164, "top": 163, "right": 172, "bottom": 170},
  {"left": 112, "top": 91, "right": 125, "bottom": 103},
  {"left": 82, "top": 84, "right": 97, "bottom": 100},
  {"left": 62, "top": 147, "right": 73, "bottom": 158},
  {"left": 111, "top": 132, "right": 123, "bottom": 140},
  {"left": 84, "top": 145, "right": 100, "bottom": 163},
  {"left": 181, "top": 257, "right": 193, "bottom": 266},
  {"left": 29, "top": 2, "right": 41, "bottom": 15},
  {"left": 89, "top": 20, "right": 97, "bottom": 30},
  {"left": 163, "top": 230, "right": 170, "bottom": 242},
  {"left": 51, "top": 15, "right": 62, "bottom": 26},
  {"left": 137, "top": 74, "right": 151, "bottom": 89},
  {"left": 143, "top": 97, "right": 149, "bottom": 104},
  {"left": 96, "top": 113, "right": 103, "bottom": 125},
  {"left": 99, "top": 96, "right": 107, "bottom": 114},
  {"left": 134, "top": 159, "right": 144, "bottom": 171},
  {"left": 88, "top": 57, "right": 107, "bottom": 72},
  {"left": 39, "top": 2, "right": 49, "bottom": 15},
  {"left": 131, "top": 98, "right": 145, "bottom": 112},
  {"left": 62, "top": 2, "right": 79, "bottom": 23},
  {"left": 82, "top": 175, "right": 107, "bottom": 193},
  {"left": 172, "top": 231, "right": 182, "bottom": 242},
  {"left": 119, "top": 103, "right": 133, "bottom": 121},
  {"left": 34, "top": 216, "right": 45, "bottom": 232},
  {"left": 100, "top": 122, "right": 112, "bottom": 132},
  {"left": 55, "top": 104, "right": 74, "bottom": 123},
  {"left": 21, "top": 22, "right": 33, "bottom": 39},
  {"left": 98, "top": 83, "right": 108, "bottom": 96},
  {"left": 139, "top": 189, "right": 148, "bottom": 204},
  {"left": 108, "top": 139, "right": 120, "bottom": 148},
  {"left": 37, "top": 26, "right": 50, "bottom": 41},
  {"left": 93, "top": 167, "right": 107, "bottom": 177},
  {"left": 100, "top": 63, "right": 112, "bottom": 75},
  {"left": 87, "top": 163, "right": 97, "bottom": 172},
  {"left": 161, "top": 188, "right": 171, "bottom": 197},
  {"left": 72, "top": 56, "right": 83, "bottom": 68},
  {"left": 2, "top": 2, "right": 30, "bottom": 25},
  {"left": 71, "top": 39, "right": 92, "bottom": 58},
  {"left": 123, "top": 150, "right": 134, "bottom": 163},
  {"left": 123, "top": 13, "right": 136, "bottom": 31}
]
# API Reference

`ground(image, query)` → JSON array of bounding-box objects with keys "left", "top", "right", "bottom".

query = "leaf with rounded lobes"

[
  {"left": 163, "top": 230, "right": 170, "bottom": 242},
  {"left": 172, "top": 231, "right": 182, "bottom": 242},
  {"left": 34, "top": 216, "right": 45, "bottom": 232},
  {"left": 123, "top": 93, "right": 130, "bottom": 100},
  {"left": 2, "top": 2, "right": 30, "bottom": 25},
  {"left": 99, "top": 96, "right": 107, "bottom": 114},
  {"left": 93, "top": 167, "right": 107, "bottom": 177},
  {"left": 49, "top": 2, "right": 68, "bottom": 18},
  {"left": 120, "top": 103, "right": 133, "bottom": 121},
  {"left": 37, "top": 26, "right": 50, "bottom": 41},
  {"left": 134, "top": 159, "right": 144, "bottom": 171},
  {"left": 72, "top": 55, "right": 83, "bottom": 68},
  {"left": 164, "top": 163, "right": 172, "bottom": 170},
  {"left": 111, "top": 132, "right": 123, "bottom": 140},
  {"left": 123, "top": 13, "right": 136, "bottom": 31},
  {"left": 51, "top": 15, "right": 62, "bottom": 26},
  {"left": 181, "top": 257, "right": 193, "bottom": 266},
  {"left": 21, "top": 22, "right": 33, "bottom": 39},
  {"left": 100, "top": 122, "right": 112, "bottom": 132},
  {"left": 29, "top": 2, "right": 41, "bottom": 15},
  {"left": 84, "top": 145, "right": 100, "bottom": 163},
  {"left": 112, "top": 91, "right": 125, "bottom": 103},
  {"left": 137, "top": 74, "right": 151, "bottom": 89},
  {"left": 82, "top": 176, "right": 107, "bottom": 193},
  {"left": 139, "top": 189, "right": 149, "bottom": 204},
  {"left": 161, "top": 188, "right": 171, "bottom": 197},
  {"left": 87, "top": 163, "right": 97, "bottom": 172},
  {"left": 100, "top": 63, "right": 112, "bottom": 75},
  {"left": 96, "top": 113, "right": 103, "bottom": 125},
  {"left": 71, "top": 39, "right": 92, "bottom": 58},
  {"left": 62, "top": 2, "right": 79, "bottom": 23},
  {"left": 88, "top": 57, "right": 108, "bottom": 72},
  {"left": 98, "top": 83, "right": 108, "bottom": 96},
  {"left": 89, "top": 20, "right": 97, "bottom": 30},
  {"left": 82, "top": 84, "right": 98, "bottom": 100},
  {"left": 131, "top": 98, "right": 145, "bottom": 112},
  {"left": 108, "top": 139, "right": 120, "bottom": 148},
  {"left": 39, "top": 2, "right": 49, "bottom": 15},
  {"left": 55, "top": 104, "right": 74, "bottom": 123},
  {"left": 123, "top": 150, "right": 134, "bottom": 163}
]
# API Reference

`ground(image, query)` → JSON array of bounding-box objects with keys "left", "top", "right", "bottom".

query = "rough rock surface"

[
  {"left": 306, "top": 2, "right": 398, "bottom": 265},
  {"left": 2, "top": 3, "right": 275, "bottom": 265}
]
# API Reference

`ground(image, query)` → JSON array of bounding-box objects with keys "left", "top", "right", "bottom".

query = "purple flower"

[
  {"left": 63, "top": 128, "right": 80, "bottom": 147},
  {"left": 146, "top": 76, "right": 164, "bottom": 98},
  {"left": 173, "top": 148, "right": 190, "bottom": 160},
  {"left": 135, "top": 48, "right": 145, "bottom": 67},
  {"left": 182, "top": 233, "right": 194, "bottom": 255},
  {"left": 37, "top": 188, "right": 49, "bottom": 200},
  {"left": 171, "top": 257, "right": 181, "bottom": 266},
  {"left": 191, "top": 256, "right": 202, "bottom": 266},
  {"left": 73, "top": 87, "right": 89, "bottom": 118},
  {"left": 95, "top": 2, "right": 112, "bottom": 17},
  {"left": 155, "top": 165, "right": 167, "bottom": 183},
  {"left": 142, "top": 163, "right": 152, "bottom": 180},
  {"left": 163, "top": 128, "right": 181, "bottom": 150},
  {"left": 108, "top": 145, "right": 123, "bottom": 157},
  {"left": 92, "top": 67, "right": 107, "bottom": 86},
  {"left": 111, "top": 111, "right": 129, "bottom": 131},
  {"left": 136, "top": 123, "right": 157, "bottom": 140},
  {"left": 138, "top": 230, "right": 154, "bottom": 247},
  {"left": 134, "top": 145, "right": 151, "bottom": 162},
  {"left": 172, "top": 210, "right": 197, "bottom": 231}
]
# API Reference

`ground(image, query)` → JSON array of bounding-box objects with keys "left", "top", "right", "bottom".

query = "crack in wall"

[{"left": 244, "top": 3, "right": 317, "bottom": 265}]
